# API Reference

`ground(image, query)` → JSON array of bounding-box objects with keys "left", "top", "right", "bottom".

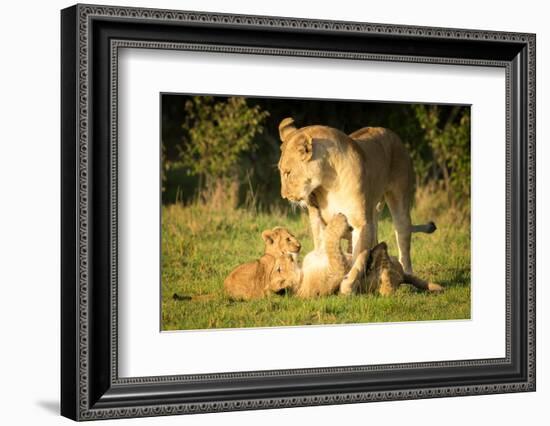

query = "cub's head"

[
  {"left": 262, "top": 226, "right": 301, "bottom": 258},
  {"left": 267, "top": 253, "right": 302, "bottom": 293},
  {"left": 326, "top": 213, "right": 352, "bottom": 239},
  {"left": 277, "top": 117, "right": 324, "bottom": 204}
]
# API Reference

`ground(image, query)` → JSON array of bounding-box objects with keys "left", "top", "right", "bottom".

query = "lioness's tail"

[
  {"left": 376, "top": 199, "right": 436, "bottom": 234},
  {"left": 402, "top": 273, "right": 443, "bottom": 292},
  {"left": 411, "top": 221, "right": 437, "bottom": 234}
]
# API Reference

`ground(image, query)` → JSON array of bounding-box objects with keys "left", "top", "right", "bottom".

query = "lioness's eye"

[{"left": 283, "top": 170, "right": 291, "bottom": 179}]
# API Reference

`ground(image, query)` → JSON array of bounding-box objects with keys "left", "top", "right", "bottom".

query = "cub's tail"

[
  {"left": 411, "top": 221, "right": 437, "bottom": 234},
  {"left": 402, "top": 274, "right": 443, "bottom": 292}
]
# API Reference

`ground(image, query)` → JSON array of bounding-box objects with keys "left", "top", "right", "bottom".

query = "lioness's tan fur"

[{"left": 278, "top": 117, "right": 435, "bottom": 294}]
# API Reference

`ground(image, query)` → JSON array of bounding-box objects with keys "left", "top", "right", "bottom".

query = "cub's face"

[
  {"left": 278, "top": 132, "right": 323, "bottom": 204},
  {"left": 268, "top": 254, "right": 301, "bottom": 293},
  {"left": 262, "top": 227, "right": 301, "bottom": 257}
]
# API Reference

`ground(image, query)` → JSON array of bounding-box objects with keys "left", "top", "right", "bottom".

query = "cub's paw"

[{"left": 339, "top": 273, "right": 357, "bottom": 296}]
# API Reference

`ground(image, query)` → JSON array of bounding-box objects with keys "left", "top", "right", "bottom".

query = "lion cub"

[
  {"left": 360, "top": 242, "right": 443, "bottom": 296},
  {"left": 224, "top": 253, "right": 301, "bottom": 300},
  {"left": 261, "top": 226, "right": 301, "bottom": 259},
  {"left": 297, "top": 213, "right": 353, "bottom": 298},
  {"left": 224, "top": 227, "right": 302, "bottom": 300}
]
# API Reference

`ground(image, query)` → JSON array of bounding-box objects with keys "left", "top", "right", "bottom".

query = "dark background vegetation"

[{"left": 161, "top": 95, "right": 471, "bottom": 211}]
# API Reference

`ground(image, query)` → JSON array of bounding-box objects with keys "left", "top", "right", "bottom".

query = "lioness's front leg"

[{"left": 307, "top": 196, "right": 325, "bottom": 251}]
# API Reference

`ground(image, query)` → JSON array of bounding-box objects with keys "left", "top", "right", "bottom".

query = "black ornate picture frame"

[{"left": 61, "top": 4, "right": 536, "bottom": 421}]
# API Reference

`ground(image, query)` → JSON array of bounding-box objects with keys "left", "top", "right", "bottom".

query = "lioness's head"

[
  {"left": 268, "top": 254, "right": 302, "bottom": 293},
  {"left": 262, "top": 226, "right": 301, "bottom": 258},
  {"left": 277, "top": 117, "right": 325, "bottom": 204}
]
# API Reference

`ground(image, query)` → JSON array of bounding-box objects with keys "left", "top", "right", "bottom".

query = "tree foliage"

[
  {"left": 178, "top": 96, "right": 269, "bottom": 186},
  {"left": 161, "top": 95, "right": 470, "bottom": 210},
  {"left": 413, "top": 105, "right": 471, "bottom": 204}
]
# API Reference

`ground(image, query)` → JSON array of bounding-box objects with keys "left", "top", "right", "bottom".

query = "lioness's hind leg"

[{"left": 386, "top": 192, "right": 413, "bottom": 274}]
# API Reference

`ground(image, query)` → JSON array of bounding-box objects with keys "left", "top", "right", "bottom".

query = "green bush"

[
  {"left": 413, "top": 105, "right": 471, "bottom": 205},
  {"left": 161, "top": 95, "right": 471, "bottom": 210},
  {"left": 178, "top": 96, "right": 269, "bottom": 199}
]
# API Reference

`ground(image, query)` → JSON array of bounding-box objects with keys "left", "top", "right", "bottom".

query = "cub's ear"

[
  {"left": 297, "top": 133, "right": 313, "bottom": 161},
  {"left": 279, "top": 117, "right": 297, "bottom": 143},
  {"left": 261, "top": 230, "right": 274, "bottom": 245},
  {"left": 372, "top": 241, "right": 388, "bottom": 254}
]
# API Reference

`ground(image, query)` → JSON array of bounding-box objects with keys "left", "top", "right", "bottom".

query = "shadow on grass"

[{"left": 436, "top": 267, "right": 470, "bottom": 289}]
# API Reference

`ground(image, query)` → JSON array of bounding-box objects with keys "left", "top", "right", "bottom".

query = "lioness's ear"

[
  {"left": 261, "top": 230, "right": 274, "bottom": 245},
  {"left": 279, "top": 117, "right": 297, "bottom": 142},
  {"left": 298, "top": 133, "right": 313, "bottom": 161}
]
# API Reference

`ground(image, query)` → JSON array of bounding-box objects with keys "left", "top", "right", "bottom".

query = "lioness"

[
  {"left": 278, "top": 118, "right": 435, "bottom": 295},
  {"left": 297, "top": 213, "right": 442, "bottom": 297},
  {"left": 224, "top": 253, "right": 301, "bottom": 300}
]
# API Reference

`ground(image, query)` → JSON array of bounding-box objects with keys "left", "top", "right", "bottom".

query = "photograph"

[{"left": 160, "top": 94, "right": 472, "bottom": 331}]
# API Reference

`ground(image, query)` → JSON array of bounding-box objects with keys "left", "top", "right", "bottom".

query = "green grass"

[{"left": 161, "top": 193, "right": 470, "bottom": 330}]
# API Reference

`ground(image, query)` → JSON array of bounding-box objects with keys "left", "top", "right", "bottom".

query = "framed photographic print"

[{"left": 61, "top": 4, "right": 536, "bottom": 421}]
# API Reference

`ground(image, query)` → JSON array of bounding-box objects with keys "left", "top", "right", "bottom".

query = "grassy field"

[{"left": 161, "top": 190, "right": 470, "bottom": 331}]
